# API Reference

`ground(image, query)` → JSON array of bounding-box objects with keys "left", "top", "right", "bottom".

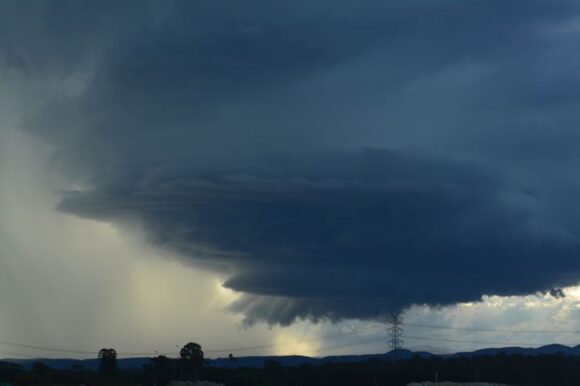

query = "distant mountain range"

[
  {"left": 4, "top": 344, "right": 580, "bottom": 371},
  {"left": 452, "top": 343, "right": 580, "bottom": 358}
]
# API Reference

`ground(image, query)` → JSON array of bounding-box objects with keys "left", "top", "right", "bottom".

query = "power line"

[
  {"left": 0, "top": 340, "right": 98, "bottom": 355},
  {"left": 0, "top": 350, "right": 39, "bottom": 359},
  {"left": 2, "top": 322, "right": 577, "bottom": 359},
  {"left": 404, "top": 334, "right": 543, "bottom": 347},
  {"left": 204, "top": 333, "right": 352, "bottom": 354},
  {"left": 405, "top": 323, "right": 580, "bottom": 334},
  {"left": 0, "top": 333, "right": 355, "bottom": 358},
  {"left": 0, "top": 339, "right": 159, "bottom": 357},
  {"left": 315, "top": 336, "right": 385, "bottom": 355},
  {"left": 0, "top": 335, "right": 388, "bottom": 360}
]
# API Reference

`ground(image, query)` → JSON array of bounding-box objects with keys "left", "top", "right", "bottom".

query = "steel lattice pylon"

[{"left": 386, "top": 312, "right": 404, "bottom": 352}]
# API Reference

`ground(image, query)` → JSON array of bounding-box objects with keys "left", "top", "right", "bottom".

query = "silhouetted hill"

[
  {"left": 5, "top": 344, "right": 580, "bottom": 370},
  {"left": 1, "top": 352, "right": 428, "bottom": 370},
  {"left": 1, "top": 357, "right": 150, "bottom": 371},
  {"left": 453, "top": 343, "right": 580, "bottom": 358}
]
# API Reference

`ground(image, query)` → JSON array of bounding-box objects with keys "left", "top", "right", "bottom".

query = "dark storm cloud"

[
  {"left": 56, "top": 149, "right": 580, "bottom": 324},
  {"left": 5, "top": 0, "right": 580, "bottom": 324}
]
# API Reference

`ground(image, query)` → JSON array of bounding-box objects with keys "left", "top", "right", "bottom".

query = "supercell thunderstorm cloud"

[{"left": 4, "top": 0, "right": 580, "bottom": 326}]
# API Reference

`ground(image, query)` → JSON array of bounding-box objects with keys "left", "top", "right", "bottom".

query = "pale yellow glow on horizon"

[
  {"left": 0, "top": 128, "right": 279, "bottom": 358},
  {"left": 273, "top": 329, "right": 321, "bottom": 357}
]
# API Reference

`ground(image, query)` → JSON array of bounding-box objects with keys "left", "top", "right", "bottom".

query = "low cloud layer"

[
  {"left": 56, "top": 149, "right": 580, "bottom": 324},
  {"left": 4, "top": 1, "right": 580, "bottom": 325}
]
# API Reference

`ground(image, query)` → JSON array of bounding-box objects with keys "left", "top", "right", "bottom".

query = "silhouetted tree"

[
  {"left": 31, "top": 361, "right": 51, "bottom": 374},
  {"left": 151, "top": 355, "right": 174, "bottom": 385},
  {"left": 264, "top": 359, "right": 283, "bottom": 377},
  {"left": 180, "top": 342, "right": 205, "bottom": 380},
  {"left": 0, "top": 361, "right": 24, "bottom": 383},
  {"left": 98, "top": 348, "right": 117, "bottom": 375}
]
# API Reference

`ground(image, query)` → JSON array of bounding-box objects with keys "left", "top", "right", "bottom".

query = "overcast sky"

[{"left": 4, "top": 0, "right": 580, "bottom": 359}]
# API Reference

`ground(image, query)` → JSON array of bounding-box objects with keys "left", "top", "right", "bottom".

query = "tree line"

[{"left": 3, "top": 344, "right": 580, "bottom": 385}]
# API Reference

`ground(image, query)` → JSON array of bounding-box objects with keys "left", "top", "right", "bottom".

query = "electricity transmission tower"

[{"left": 386, "top": 312, "right": 404, "bottom": 353}]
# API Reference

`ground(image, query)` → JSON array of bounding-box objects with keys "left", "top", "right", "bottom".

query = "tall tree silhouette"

[
  {"left": 98, "top": 348, "right": 117, "bottom": 375},
  {"left": 151, "top": 354, "right": 174, "bottom": 385},
  {"left": 179, "top": 342, "right": 205, "bottom": 380}
]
